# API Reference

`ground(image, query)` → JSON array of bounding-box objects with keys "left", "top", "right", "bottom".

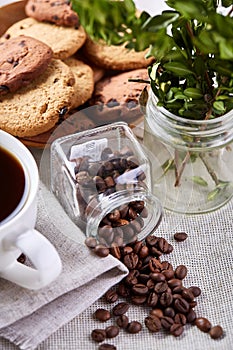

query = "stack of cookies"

[{"left": 0, "top": 0, "right": 152, "bottom": 146}]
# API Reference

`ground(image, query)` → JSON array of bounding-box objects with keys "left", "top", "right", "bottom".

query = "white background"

[{"left": 0, "top": 0, "right": 169, "bottom": 14}]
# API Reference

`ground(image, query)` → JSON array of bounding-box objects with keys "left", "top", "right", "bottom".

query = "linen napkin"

[{"left": 0, "top": 182, "right": 128, "bottom": 350}]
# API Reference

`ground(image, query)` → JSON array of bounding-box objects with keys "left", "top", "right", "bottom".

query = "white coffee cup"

[{"left": 0, "top": 130, "right": 62, "bottom": 289}]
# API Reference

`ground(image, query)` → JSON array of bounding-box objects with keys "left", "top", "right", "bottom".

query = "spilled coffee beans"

[{"left": 87, "top": 234, "right": 224, "bottom": 347}]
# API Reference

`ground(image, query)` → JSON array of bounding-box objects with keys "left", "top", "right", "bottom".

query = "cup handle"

[{"left": 1, "top": 229, "right": 62, "bottom": 290}]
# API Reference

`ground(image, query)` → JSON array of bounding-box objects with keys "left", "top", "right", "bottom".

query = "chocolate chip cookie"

[
  {"left": 0, "top": 35, "right": 53, "bottom": 95},
  {"left": 88, "top": 68, "right": 149, "bottom": 124},
  {"left": 83, "top": 36, "right": 154, "bottom": 71},
  {"left": 25, "top": 0, "right": 79, "bottom": 27},
  {"left": 1, "top": 17, "right": 86, "bottom": 60},
  {"left": 0, "top": 59, "right": 76, "bottom": 137}
]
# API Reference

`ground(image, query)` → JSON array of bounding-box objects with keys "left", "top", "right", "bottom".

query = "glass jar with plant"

[{"left": 138, "top": 0, "right": 233, "bottom": 214}]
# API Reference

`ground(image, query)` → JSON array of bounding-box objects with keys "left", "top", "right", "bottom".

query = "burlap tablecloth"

[{"left": 0, "top": 181, "right": 232, "bottom": 349}]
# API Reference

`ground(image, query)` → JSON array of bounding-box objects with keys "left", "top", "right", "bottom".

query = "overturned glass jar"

[{"left": 51, "top": 122, "right": 163, "bottom": 246}]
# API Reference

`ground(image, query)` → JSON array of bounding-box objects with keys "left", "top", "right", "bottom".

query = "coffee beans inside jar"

[
  {"left": 86, "top": 234, "right": 224, "bottom": 348},
  {"left": 74, "top": 145, "right": 161, "bottom": 246}
]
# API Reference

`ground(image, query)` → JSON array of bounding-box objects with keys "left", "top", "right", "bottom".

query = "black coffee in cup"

[{"left": 0, "top": 146, "right": 25, "bottom": 222}]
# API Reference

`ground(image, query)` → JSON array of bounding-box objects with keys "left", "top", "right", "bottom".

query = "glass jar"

[
  {"left": 51, "top": 122, "right": 162, "bottom": 246},
  {"left": 144, "top": 91, "right": 233, "bottom": 214}
]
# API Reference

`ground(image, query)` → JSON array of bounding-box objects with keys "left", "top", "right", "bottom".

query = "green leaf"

[
  {"left": 139, "top": 87, "right": 149, "bottom": 114},
  {"left": 142, "top": 11, "right": 179, "bottom": 31},
  {"left": 162, "top": 158, "right": 175, "bottom": 174},
  {"left": 213, "top": 101, "right": 226, "bottom": 112},
  {"left": 163, "top": 62, "right": 195, "bottom": 76},
  {"left": 207, "top": 188, "right": 220, "bottom": 201},
  {"left": 191, "top": 176, "right": 208, "bottom": 186},
  {"left": 219, "top": 40, "right": 233, "bottom": 60},
  {"left": 184, "top": 88, "right": 203, "bottom": 99}
]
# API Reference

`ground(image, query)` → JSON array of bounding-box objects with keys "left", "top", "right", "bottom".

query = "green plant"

[
  {"left": 136, "top": 0, "right": 233, "bottom": 196},
  {"left": 143, "top": 0, "right": 233, "bottom": 120}
]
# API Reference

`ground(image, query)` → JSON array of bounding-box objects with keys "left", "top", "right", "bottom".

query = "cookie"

[
  {"left": 0, "top": 35, "right": 53, "bottom": 95},
  {"left": 88, "top": 68, "right": 149, "bottom": 124},
  {"left": 19, "top": 109, "right": 96, "bottom": 148},
  {"left": 25, "top": 0, "right": 79, "bottom": 27},
  {"left": 83, "top": 36, "right": 154, "bottom": 71},
  {"left": 1, "top": 17, "right": 86, "bottom": 60},
  {"left": 0, "top": 59, "right": 76, "bottom": 137},
  {"left": 63, "top": 56, "right": 94, "bottom": 108}
]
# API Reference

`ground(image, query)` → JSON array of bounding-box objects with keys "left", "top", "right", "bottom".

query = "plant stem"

[
  {"left": 174, "top": 151, "right": 191, "bottom": 187},
  {"left": 199, "top": 153, "right": 219, "bottom": 186}
]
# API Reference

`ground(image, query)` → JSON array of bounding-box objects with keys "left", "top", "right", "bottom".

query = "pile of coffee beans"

[
  {"left": 85, "top": 233, "right": 223, "bottom": 348},
  {"left": 74, "top": 146, "right": 150, "bottom": 245}
]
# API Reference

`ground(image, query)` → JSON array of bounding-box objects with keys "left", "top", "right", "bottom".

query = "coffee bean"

[
  {"left": 161, "top": 261, "right": 173, "bottom": 271},
  {"left": 188, "top": 286, "right": 201, "bottom": 297},
  {"left": 116, "top": 315, "right": 129, "bottom": 328},
  {"left": 162, "top": 269, "right": 175, "bottom": 280},
  {"left": 145, "top": 235, "right": 159, "bottom": 246},
  {"left": 146, "top": 278, "right": 155, "bottom": 290},
  {"left": 17, "top": 253, "right": 26, "bottom": 264},
  {"left": 132, "top": 283, "right": 149, "bottom": 296},
  {"left": 94, "top": 309, "right": 111, "bottom": 322},
  {"left": 105, "top": 289, "right": 119, "bottom": 303},
  {"left": 174, "top": 313, "right": 187, "bottom": 325},
  {"left": 117, "top": 283, "right": 131, "bottom": 298},
  {"left": 99, "top": 226, "right": 114, "bottom": 244},
  {"left": 163, "top": 307, "right": 175, "bottom": 318},
  {"left": 104, "top": 176, "right": 115, "bottom": 188},
  {"left": 149, "top": 257, "right": 163, "bottom": 272},
  {"left": 167, "top": 278, "right": 182, "bottom": 289},
  {"left": 123, "top": 252, "right": 139, "bottom": 269},
  {"left": 209, "top": 325, "right": 223, "bottom": 339},
  {"left": 108, "top": 209, "right": 121, "bottom": 222},
  {"left": 91, "top": 329, "right": 106, "bottom": 342},
  {"left": 175, "top": 265, "right": 188, "bottom": 280},
  {"left": 195, "top": 317, "right": 212, "bottom": 332},
  {"left": 174, "top": 298, "right": 190, "bottom": 314},
  {"left": 150, "top": 308, "right": 163, "bottom": 318},
  {"left": 131, "top": 295, "right": 147, "bottom": 305},
  {"left": 105, "top": 326, "right": 119, "bottom": 338},
  {"left": 145, "top": 315, "right": 161, "bottom": 332},
  {"left": 157, "top": 238, "right": 170, "bottom": 253},
  {"left": 125, "top": 270, "right": 138, "bottom": 287},
  {"left": 110, "top": 245, "right": 121, "bottom": 259},
  {"left": 186, "top": 309, "right": 197, "bottom": 324},
  {"left": 112, "top": 302, "right": 130, "bottom": 316},
  {"left": 154, "top": 281, "right": 168, "bottom": 294},
  {"left": 150, "top": 272, "right": 166, "bottom": 282},
  {"left": 161, "top": 316, "right": 174, "bottom": 330},
  {"left": 94, "top": 245, "right": 110, "bottom": 257},
  {"left": 139, "top": 245, "right": 149, "bottom": 259},
  {"left": 127, "top": 321, "right": 142, "bottom": 334},
  {"left": 172, "top": 285, "right": 184, "bottom": 294},
  {"left": 174, "top": 232, "right": 188, "bottom": 242},
  {"left": 121, "top": 246, "right": 133, "bottom": 255},
  {"left": 85, "top": 237, "right": 98, "bottom": 249},
  {"left": 98, "top": 344, "right": 117, "bottom": 350},
  {"left": 147, "top": 291, "right": 158, "bottom": 307},
  {"left": 170, "top": 323, "right": 184, "bottom": 337},
  {"left": 182, "top": 288, "right": 195, "bottom": 302},
  {"left": 159, "top": 292, "right": 173, "bottom": 307}
]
